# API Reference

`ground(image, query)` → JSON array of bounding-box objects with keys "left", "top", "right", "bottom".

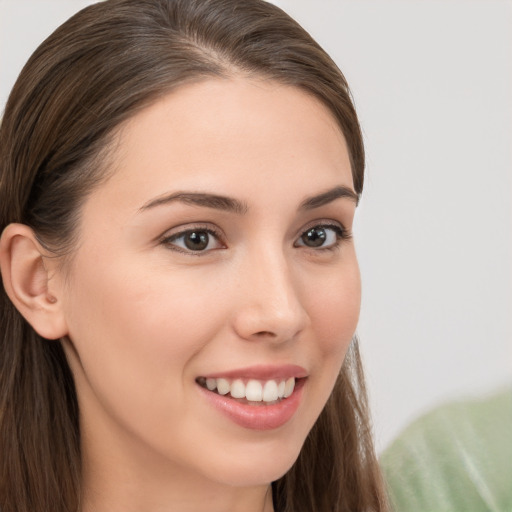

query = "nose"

[{"left": 231, "top": 247, "right": 309, "bottom": 343}]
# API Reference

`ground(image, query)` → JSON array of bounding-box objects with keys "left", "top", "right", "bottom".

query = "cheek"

[
  {"left": 297, "top": 253, "right": 361, "bottom": 404},
  {"left": 65, "top": 255, "right": 224, "bottom": 356},
  {"left": 61, "top": 254, "right": 235, "bottom": 449},
  {"left": 306, "top": 258, "right": 361, "bottom": 358},
  {"left": 61, "top": 254, "right": 231, "bottom": 424}
]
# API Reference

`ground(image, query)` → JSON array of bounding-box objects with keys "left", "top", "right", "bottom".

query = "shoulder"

[{"left": 380, "top": 387, "right": 512, "bottom": 511}]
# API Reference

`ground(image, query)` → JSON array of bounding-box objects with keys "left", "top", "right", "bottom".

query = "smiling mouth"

[{"left": 196, "top": 376, "right": 300, "bottom": 405}]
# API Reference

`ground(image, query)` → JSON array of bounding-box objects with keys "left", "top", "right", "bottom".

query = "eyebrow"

[
  {"left": 139, "top": 185, "right": 358, "bottom": 214},
  {"left": 139, "top": 192, "right": 248, "bottom": 214},
  {"left": 299, "top": 186, "right": 359, "bottom": 209}
]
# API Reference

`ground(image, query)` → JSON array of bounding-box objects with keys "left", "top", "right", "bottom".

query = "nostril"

[{"left": 253, "top": 331, "right": 276, "bottom": 338}]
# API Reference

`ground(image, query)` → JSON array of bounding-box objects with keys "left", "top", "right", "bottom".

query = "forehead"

[{"left": 85, "top": 77, "right": 353, "bottom": 216}]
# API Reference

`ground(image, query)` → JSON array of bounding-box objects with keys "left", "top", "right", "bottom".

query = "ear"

[{"left": 0, "top": 223, "right": 68, "bottom": 340}]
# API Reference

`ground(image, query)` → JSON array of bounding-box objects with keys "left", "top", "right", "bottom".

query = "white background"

[{"left": 1, "top": 0, "right": 511, "bottom": 453}]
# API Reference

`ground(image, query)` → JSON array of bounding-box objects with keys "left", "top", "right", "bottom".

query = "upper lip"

[{"left": 200, "top": 364, "right": 308, "bottom": 381}]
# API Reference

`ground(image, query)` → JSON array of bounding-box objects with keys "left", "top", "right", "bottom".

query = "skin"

[{"left": 13, "top": 78, "right": 361, "bottom": 511}]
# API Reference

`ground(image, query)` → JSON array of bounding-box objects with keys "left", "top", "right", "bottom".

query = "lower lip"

[{"left": 198, "top": 379, "right": 305, "bottom": 431}]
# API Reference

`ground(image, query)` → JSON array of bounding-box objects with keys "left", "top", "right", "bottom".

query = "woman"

[{"left": 0, "top": 0, "right": 388, "bottom": 511}]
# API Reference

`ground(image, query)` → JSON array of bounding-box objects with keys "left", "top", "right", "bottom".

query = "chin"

[{"left": 202, "top": 435, "right": 305, "bottom": 488}]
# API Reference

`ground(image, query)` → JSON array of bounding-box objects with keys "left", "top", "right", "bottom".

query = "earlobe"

[{"left": 0, "top": 223, "right": 68, "bottom": 340}]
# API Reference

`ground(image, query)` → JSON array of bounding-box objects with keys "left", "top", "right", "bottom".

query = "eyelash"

[
  {"left": 160, "top": 222, "right": 351, "bottom": 256},
  {"left": 160, "top": 225, "right": 224, "bottom": 255},
  {"left": 295, "top": 223, "right": 352, "bottom": 253}
]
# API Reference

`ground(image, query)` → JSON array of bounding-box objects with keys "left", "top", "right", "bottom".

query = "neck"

[
  {"left": 79, "top": 426, "right": 275, "bottom": 512},
  {"left": 81, "top": 478, "right": 274, "bottom": 512}
]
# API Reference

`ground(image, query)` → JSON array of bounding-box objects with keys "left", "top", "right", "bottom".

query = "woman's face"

[{"left": 59, "top": 78, "right": 361, "bottom": 493}]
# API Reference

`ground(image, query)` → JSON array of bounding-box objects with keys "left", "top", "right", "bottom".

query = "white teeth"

[
  {"left": 277, "top": 380, "right": 286, "bottom": 398},
  {"left": 262, "top": 380, "right": 279, "bottom": 402},
  {"left": 283, "top": 377, "right": 295, "bottom": 398},
  {"left": 216, "top": 378, "right": 230, "bottom": 395},
  {"left": 201, "top": 377, "right": 297, "bottom": 402},
  {"left": 245, "top": 380, "right": 263, "bottom": 401},
  {"left": 230, "top": 379, "right": 245, "bottom": 399}
]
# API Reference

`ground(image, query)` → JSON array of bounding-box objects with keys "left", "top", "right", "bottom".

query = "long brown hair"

[{"left": 0, "top": 1, "right": 388, "bottom": 510}]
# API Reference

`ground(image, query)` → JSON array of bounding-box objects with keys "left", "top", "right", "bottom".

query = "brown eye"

[
  {"left": 184, "top": 231, "right": 209, "bottom": 250},
  {"left": 301, "top": 227, "right": 327, "bottom": 247},
  {"left": 295, "top": 224, "right": 344, "bottom": 249},
  {"left": 163, "top": 228, "right": 224, "bottom": 253}
]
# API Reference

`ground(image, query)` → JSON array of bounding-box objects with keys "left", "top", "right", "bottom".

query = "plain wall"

[{"left": 1, "top": 0, "right": 511, "bottom": 453}]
